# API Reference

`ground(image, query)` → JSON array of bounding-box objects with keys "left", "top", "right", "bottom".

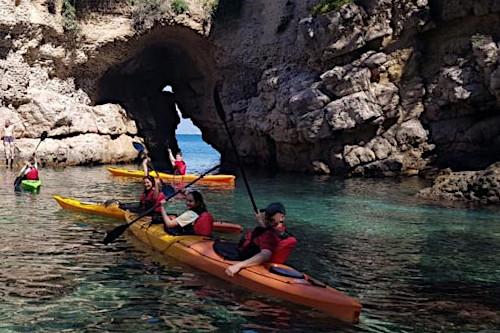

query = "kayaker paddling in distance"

[
  {"left": 225, "top": 202, "right": 297, "bottom": 277},
  {"left": 159, "top": 190, "right": 214, "bottom": 236},
  {"left": 167, "top": 147, "right": 186, "bottom": 175},
  {"left": 22, "top": 154, "right": 39, "bottom": 180}
]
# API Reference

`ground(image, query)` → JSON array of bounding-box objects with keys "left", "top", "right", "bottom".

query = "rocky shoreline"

[{"left": 1, "top": 0, "right": 500, "bottom": 202}]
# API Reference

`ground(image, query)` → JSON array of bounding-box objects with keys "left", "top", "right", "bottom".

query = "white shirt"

[
  {"left": 4, "top": 124, "right": 15, "bottom": 137},
  {"left": 175, "top": 210, "right": 199, "bottom": 227}
]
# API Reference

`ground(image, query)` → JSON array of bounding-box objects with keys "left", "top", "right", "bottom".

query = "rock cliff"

[
  {"left": 213, "top": 0, "right": 500, "bottom": 180},
  {"left": 0, "top": 0, "right": 143, "bottom": 166},
  {"left": 1, "top": 0, "right": 500, "bottom": 197}
]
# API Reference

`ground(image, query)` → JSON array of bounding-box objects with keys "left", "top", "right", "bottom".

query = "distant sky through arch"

[
  {"left": 177, "top": 106, "right": 201, "bottom": 134},
  {"left": 162, "top": 84, "right": 201, "bottom": 135}
]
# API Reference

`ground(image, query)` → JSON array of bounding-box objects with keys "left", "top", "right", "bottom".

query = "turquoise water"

[{"left": 0, "top": 135, "right": 499, "bottom": 332}]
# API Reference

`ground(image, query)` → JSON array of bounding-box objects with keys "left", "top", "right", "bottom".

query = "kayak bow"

[
  {"left": 53, "top": 196, "right": 243, "bottom": 234},
  {"left": 21, "top": 179, "right": 42, "bottom": 191}
]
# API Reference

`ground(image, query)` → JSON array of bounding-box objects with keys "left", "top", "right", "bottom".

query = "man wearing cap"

[{"left": 225, "top": 202, "right": 291, "bottom": 277}]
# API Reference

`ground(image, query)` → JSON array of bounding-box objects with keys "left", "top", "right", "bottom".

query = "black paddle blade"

[
  {"left": 161, "top": 184, "right": 176, "bottom": 198},
  {"left": 213, "top": 85, "right": 226, "bottom": 122},
  {"left": 40, "top": 131, "right": 48, "bottom": 141},
  {"left": 132, "top": 141, "right": 145, "bottom": 152},
  {"left": 13, "top": 176, "right": 22, "bottom": 188},
  {"left": 103, "top": 223, "right": 129, "bottom": 245}
]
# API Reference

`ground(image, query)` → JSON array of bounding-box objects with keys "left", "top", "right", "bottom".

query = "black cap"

[{"left": 260, "top": 202, "right": 286, "bottom": 216}]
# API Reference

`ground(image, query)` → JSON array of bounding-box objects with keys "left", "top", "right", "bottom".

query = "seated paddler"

[
  {"left": 22, "top": 154, "right": 39, "bottom": 180},
  {"left": 224, "top": 202, "right": 297, "bottom": 277},
  {"left": 158, "top": 190, "right": 214, "bottom": 236}
]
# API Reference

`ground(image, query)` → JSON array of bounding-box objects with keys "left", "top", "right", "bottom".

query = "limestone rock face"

[
  {"left": 2, "top": 0, "right": 500, "bottom": 199},
  {"left": 0, "top": 0, "right": 142, "bottom": 165},
  {"left": 15, "top": 134, "right": 139, "bottom": 166},
  {"left": 212, "top": 0, "right": 500, "bottom": 183},
  {"left": 0, "top": 0, "right": 216, "bottom": 166}
]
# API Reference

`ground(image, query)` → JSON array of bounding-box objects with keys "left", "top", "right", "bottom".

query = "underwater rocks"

[{"left": 418, "top": 162, "right": 500, "bottom": 203}]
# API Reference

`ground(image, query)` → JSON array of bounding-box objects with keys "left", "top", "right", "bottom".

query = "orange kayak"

[
  {"left": 53, "top": 196, "right": 243, "bottom": 234},
  {"left": 107, "top": 167, "right": 235, "bottom": 184},
  {"left": 126, "top": 212, "right": 362, "bottom": 323}
]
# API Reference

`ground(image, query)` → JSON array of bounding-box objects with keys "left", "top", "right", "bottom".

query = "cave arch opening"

[{"left": 96, "top": 39, "right": 221, "bottom": 172}]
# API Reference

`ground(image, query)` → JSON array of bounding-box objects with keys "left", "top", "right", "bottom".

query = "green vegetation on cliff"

[
  {"left": 129, "top": 0, "right": 169, "bottom": 32},
  {"left": 62, "top": 0, "right": 79, "bottom": 32},
  {"left": 312, "top": 0, "right": 354, "bottom": 14},
  {"left": 128, "top": 0, "right": 218, "bottom": 32},
  {"left": 60, "top": 0, "right": 219, "bottom": 34},
  {"left": 171, "top": 0, "right": 189, "bottom": 14}
]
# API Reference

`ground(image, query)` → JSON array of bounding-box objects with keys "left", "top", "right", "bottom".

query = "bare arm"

[
  {"left": 225, "top": 249, "right": 272, "bottom": 277},
  {"left": 167, "top": 148, "right": 175, "bottom": 164},
  {"left": 153, "top": 177, "right": 160, "bottom": 199},
  {"left": 160, "top": 201, "right": 178, "bottom": 228},
  {"left": 142, "top": 157, "right": 150, "bottom": 176}
]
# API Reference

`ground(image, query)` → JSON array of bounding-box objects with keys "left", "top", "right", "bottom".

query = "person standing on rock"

[{"left": 2, "top": 119, "right": 21, "bottom": 169}]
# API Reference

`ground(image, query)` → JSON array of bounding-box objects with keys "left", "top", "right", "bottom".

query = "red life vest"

[
  {"left": 25, "top": 168, "right": 39, "bottom": 180},
  {"left": 140, "top": 190, "right": 165, "bottom": 213},
  {"left": 238, "top": 226, "right": 297, "bottom": 264},
  {"left": 270, "top": 224, "right": 297, "bottom": 263},
  {"left": 174, "top": 161, "right": 186, "bottom": 175},
  {"left": 270, "top": 236, "right": 297, "bottom": 264},
  {"left": 193, "top": 212, "right": 214, "bottom": 236}
]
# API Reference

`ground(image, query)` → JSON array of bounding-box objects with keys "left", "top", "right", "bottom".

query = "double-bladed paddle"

[
  {"left": 214, "top": 86, "right": 258, "bottom": 214},
  {"left": 103, "top": 164, "right": 221, "bottom": 244},
  {"left": 132, "top": 141, "right": 176, "bottom": 198},
  {"left": 14, "top": 131, "right": 48, "bottom": 188}
]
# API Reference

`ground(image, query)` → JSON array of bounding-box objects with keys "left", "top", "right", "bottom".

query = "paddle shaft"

[
  {"left": 134, "top": 141, "right": 173, "bottom": 196},
  {"left": 147, "top": 159, "right": 167, "bottom": 186},
  {"left": 214, "top": 87, "right": 258, "bottom": 213},
  {"left": 33, "top": 138, "right": 44, "bottom": 152},
  {"left": 103, "top": 164, "right": 221, "bottom": 244}
]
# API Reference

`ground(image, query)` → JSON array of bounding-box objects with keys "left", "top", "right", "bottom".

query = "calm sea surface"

[{"left": 1, "top": 134, "right": 499, "bottom": 332}]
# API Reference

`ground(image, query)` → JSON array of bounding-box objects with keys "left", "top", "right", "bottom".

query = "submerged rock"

[{"left": 418, "top": 162, "right": 500, "bottom": 203}]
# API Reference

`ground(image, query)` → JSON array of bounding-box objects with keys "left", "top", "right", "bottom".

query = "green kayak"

[{"left": 21, "top": 179, "right": 42, "bottom": 191}]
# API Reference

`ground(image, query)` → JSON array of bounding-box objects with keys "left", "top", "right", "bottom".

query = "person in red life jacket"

[
  {"left": 23, "top": 154, "right": 39, "bottom": 180},
  {"left": 140, "top": 175, "right": 165, "bottom": 215},
  {"left": 225, "top": 202, "right": 297, "bottom": 277},
  {"left": 167, "top": 147, "right": 186, "bottom": 175},
  {"left": 159, "top": 190, "right": 214, "bottom": 236}
]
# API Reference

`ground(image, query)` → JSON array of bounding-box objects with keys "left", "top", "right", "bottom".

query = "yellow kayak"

[
  {"left": 107, "top": 167, "right": 235, "bottom": 184},
  {"left": 126, "top": 212, "right": 362, "bottom": 323},
  {"left": 54, "top": 196, "right": 243, "bottom": 234},
  {"left": 54, "top": 195, "right": 126, "bottom": 220}
]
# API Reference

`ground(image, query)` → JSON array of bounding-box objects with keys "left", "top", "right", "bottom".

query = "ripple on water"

[{"left": 1, "top": 165, "right": 500, "bottom": 332}]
